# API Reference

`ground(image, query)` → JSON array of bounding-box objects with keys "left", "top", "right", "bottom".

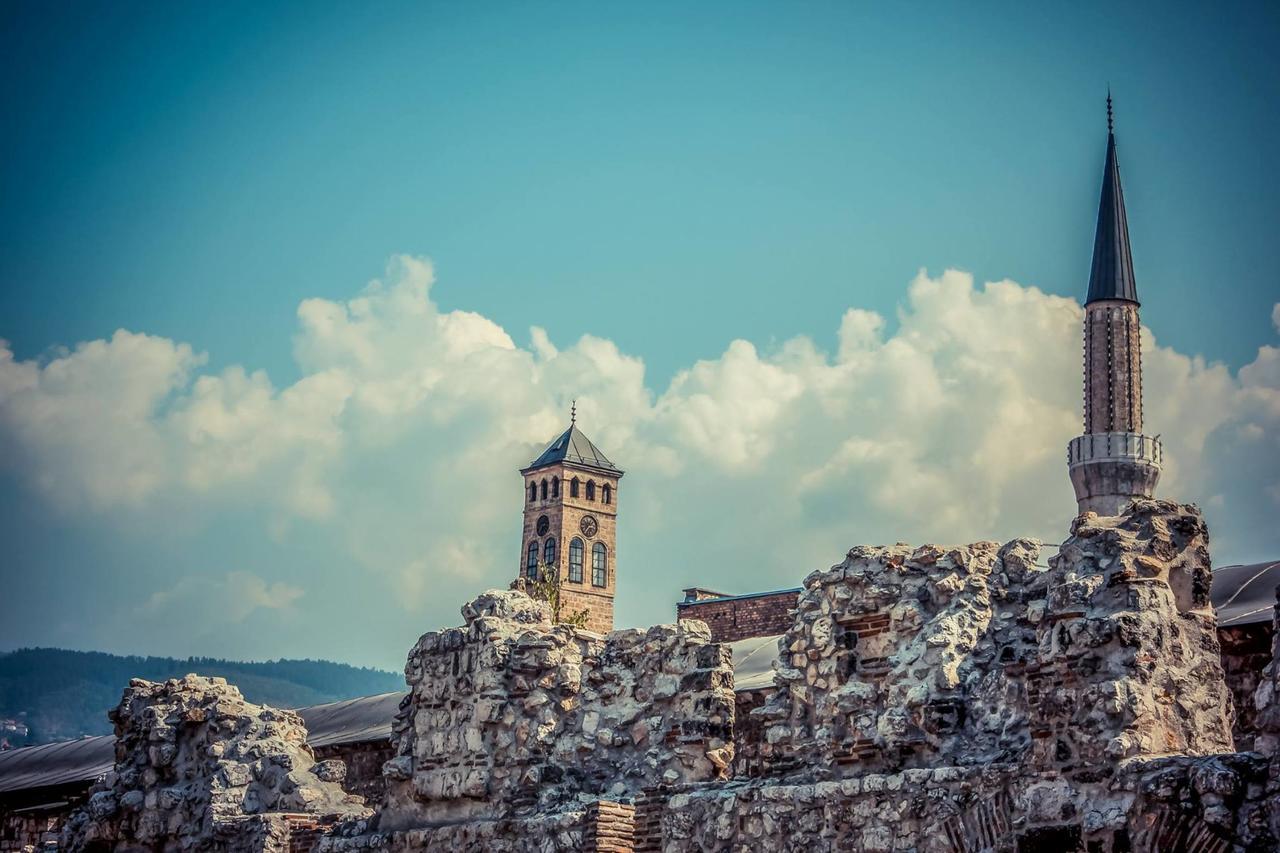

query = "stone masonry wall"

[
  {"left": 60, "top": 675, "right": 368, "bottom": 852},
  {"left": 1028, "top": 500, "right": 1233, "bottom": 770},
  {"left": 753, "top": 500, "right": 1233, "bottom": 782},
  {"left": 1220, "top": 623, "right": 1273, "bottom": 751},
  {"left": 644, "top": 753, "right": 1279, "bottom": 852},
  {"left": 376, "top": 589, "right": 734, "bottom": 833},
  {"left": 757, "top": 536, "right": 1045, "bottom": 774},
  {"left": 1254, "top": 586, "right": 1280, "bottom": 758}
]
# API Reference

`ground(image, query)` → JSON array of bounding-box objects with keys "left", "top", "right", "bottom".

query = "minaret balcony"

[
  {"left": 1066, "top": 431, "right": 1163, "bottom": 516},
  {"left": 1067, "top": 432, "right": 1163, "bottom": 468}
]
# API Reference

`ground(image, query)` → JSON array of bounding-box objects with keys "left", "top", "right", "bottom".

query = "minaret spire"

[
  {"left": 1086, "top": 92, "right": 1138, "bottom": 305},
  {"left": 1067, "top": 91, "right": 1162, "bottom": 516}
]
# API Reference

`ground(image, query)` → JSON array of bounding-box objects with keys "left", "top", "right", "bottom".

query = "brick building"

[
  {"left": 676, "top": 587, "right": 799, "bottom": 644},
  {"left": 517, "top": 414, "right": 623, "bottom": 634}
]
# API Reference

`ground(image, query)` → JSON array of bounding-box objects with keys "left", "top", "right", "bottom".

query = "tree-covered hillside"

[{"left": 0, "top": 648, "right": 404, "bottom": 746}]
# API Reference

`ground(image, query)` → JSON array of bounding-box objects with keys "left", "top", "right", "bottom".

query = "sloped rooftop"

[
  {"left": 524, "top": 424, "right": 621, "bottom": 474},
  {"left": 1212, "top": 561, "right": 1280, "bottom": 628}
]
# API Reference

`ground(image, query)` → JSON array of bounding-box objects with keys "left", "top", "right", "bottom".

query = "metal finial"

[
  {"left": 1106, "top": 88, "right": 1113, "bottom": 133},
  {"left": 570, "top": 400, "right": 576, "bottom": 425}
]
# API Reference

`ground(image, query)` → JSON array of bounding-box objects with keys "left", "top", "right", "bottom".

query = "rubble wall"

[
  {"left": 1028, "top": 500, "right": 1233, "bottom": 770},
  {"left": 643, "top": 753, "right": 1279, "bottom": 852},
  {"left": 1220, "top": 623, "right": 1273, "bottom": 751},
  {"left": 60, "top": 675, "right": 368, "bottom": 852},
  {"left": 757, "top": 537, "right": 1045, "bottom": 774},
  {"left": 754, "top": 500, "right": 1234, "bottom": 780},
  {"left": 378, "top": 589, "right": 734, "bottom": 831}
]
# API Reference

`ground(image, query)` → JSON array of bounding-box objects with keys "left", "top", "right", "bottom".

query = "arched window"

[
  {"left": 568, "top": 538, "right": 584, "bottom": 583},
  {"left": 526, "top": 542, "right": 539, "bottom": 579},
  {"left": 592, "top": 543, "right": 607, "bottom": 587},
  {"left": 543, "top": 537, "right": 557, "bottom": 571},
  {"left": 540, "top": 479, "right": 547, "bottom": 501},
  {"left": 602, "top": 484, "right": 612, "bottom": 505},
  {"left": 586, "top": 480, "right": 596, "bottom": 501},
  {"left": 570, "top": 477, "right": 580, "bottom": 498},
  {"left": 551, "top": 478, "right": 559, "bottom": 498},
  {"left": 529, "top": 482, "right": 536, "bottom": 502}
]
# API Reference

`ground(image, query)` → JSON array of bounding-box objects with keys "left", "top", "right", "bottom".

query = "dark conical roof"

[
  {"left": 523, "top": 424, "right": 622, "bottom": 475},
  {"left": 1085, "top": 126, "right": 1139, "bottom": 305}
]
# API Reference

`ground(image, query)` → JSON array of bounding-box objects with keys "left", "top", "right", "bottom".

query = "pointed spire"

[
  {"left": 570, "top": 399, "right": 577, "bottom": 426},
  {"left": 1086, "top": 92, "right": 1139, "bottom": 305}
]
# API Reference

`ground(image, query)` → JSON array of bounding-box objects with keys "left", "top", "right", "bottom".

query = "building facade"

[{"left": 518, "top": 419, "right": 623, "bottom": 634}]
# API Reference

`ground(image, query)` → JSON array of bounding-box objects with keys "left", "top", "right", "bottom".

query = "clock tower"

[{"left": 518, "top": 413, "right": 623, "bottom": 633}]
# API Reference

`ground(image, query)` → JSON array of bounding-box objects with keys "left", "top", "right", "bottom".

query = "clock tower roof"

[{"left": 523, "top": 424, "right": 623, "bottom": 476}]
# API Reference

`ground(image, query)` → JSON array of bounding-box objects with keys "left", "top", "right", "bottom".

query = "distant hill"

[{"left": 0, "top": 648, "right": 404, "bottom": 747}]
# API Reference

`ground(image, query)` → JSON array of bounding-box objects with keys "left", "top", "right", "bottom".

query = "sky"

[{"left": 1, "top": 2, "right": 1278, "bottom": 671}]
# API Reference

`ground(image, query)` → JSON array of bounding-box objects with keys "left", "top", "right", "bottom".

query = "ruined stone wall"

[
  {"left": 377, "top": 590, "right": 734, "bottom": 832},
  {"left": 1028, "top": 501, "right": 1233, "bottom": 770},
  {"left": 2, "top": 807, "right": 61, "bottom": 852},
  {"left": 642, "top": 753, "right": 1279, "bottom": 852},
  {"left": 60, "top": 675, "right": 368, "bottom": 852},
  {"left": 753, "top": 500, "right": 1233, "bottom": 781},
  {"left": 756, "top": 537, "right": 1045, "bottom": 774},
  {"left": 312, "top": 740, "right": 394, "bottom": 805},
  {"left": 1254, "top": 588, "right": 1280, "bottom": 758},
  {"left": 1216, "top": 623, "right": 1271, "bottom": 751}
]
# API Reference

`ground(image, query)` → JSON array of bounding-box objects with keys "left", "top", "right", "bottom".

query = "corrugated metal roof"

[
  {"left": 1212, "top": 561, "right": 1280, "bottom": 628},
  {"left": 730, "top": 634, "right": 782, "bottom": 692},
  {"left": 0, "top": 736, "right": 114, "bottom": 796},
  {"left": 297, "top": 691, "right": 404, "bottom": 748},
  {"left": 0, "top": 691, "right": 409, "bottom": 797}
]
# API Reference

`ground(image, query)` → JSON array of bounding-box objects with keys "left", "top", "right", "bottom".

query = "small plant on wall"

[{"left": 529, "top": 563, "right": 590, "bottom": 627}]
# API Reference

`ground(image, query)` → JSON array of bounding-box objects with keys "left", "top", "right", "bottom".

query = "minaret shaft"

[{"left": 1083, "top": 299, "right": 1142, "bottom": 435}]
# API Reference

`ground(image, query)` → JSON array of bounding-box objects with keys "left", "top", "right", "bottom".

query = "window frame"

[
  {"left": 591, "top": 542, "right": 607, "bottom": 587},
  {"left": 543, "top": 537, "right": 557, "bottom": 571},
  {"left": 526, "top": 541, "right": 539, "bottom": 579},
  {"left": 568, "top": 537, "right": 584, "bottom": 583}
]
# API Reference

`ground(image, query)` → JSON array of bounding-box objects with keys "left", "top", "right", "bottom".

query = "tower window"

[
  {"left": 540, "top": 479, "right": 547, "bottom": 501},
  {"left": 568, "top": 538, "right": 584, "bottom": 583},
  {"left": 592, "top": 542, "right": 607, "bottom": 587},
  {"left": 529, "top": 483, "right": 536, "bottom": 502},
  {"left": 551, "top": 478, "right": 559, "bottom": 498},
  {"left": 526, "top": 542, "right": 539, "bottom": 580},
  {"left": 602, "top": 484, "right": 612, "bottom": 505},
  {"left": 570, "top": 477, "right": 580, "bottom": 498},
  {"left": 586, "top": 480, "right": 596, "bottom": 501},
  {"left": 543, "top": 537, "right": 557, "bottom": 571}
]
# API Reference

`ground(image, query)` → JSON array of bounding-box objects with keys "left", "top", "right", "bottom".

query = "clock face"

[
  {"left": 536, "top": 515, "right": 550, "bottom": 536},
  {"left": 580, "top": 515, "right": 598, "bottom": 538}
]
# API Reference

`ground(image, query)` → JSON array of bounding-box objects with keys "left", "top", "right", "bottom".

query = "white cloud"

[{"left": 2, "top": 259, "right": 1278, "bottom": 663}]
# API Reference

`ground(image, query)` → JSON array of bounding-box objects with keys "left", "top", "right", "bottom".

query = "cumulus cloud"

[{"left": 1, "top": 259, "right": 1277, "bottom": 664}]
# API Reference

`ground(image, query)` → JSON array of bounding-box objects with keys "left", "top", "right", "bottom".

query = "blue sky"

[{"left": 2, "top": 2, "right": 1278, "bottom": 669}]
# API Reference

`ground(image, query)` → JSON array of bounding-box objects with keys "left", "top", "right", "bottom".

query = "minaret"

[
  {"left": 517, "top": 406, "right": 623, "bottom": 633},
  {"left": 1067, "top": 94, "right": 1163, "bottom": 515}
]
